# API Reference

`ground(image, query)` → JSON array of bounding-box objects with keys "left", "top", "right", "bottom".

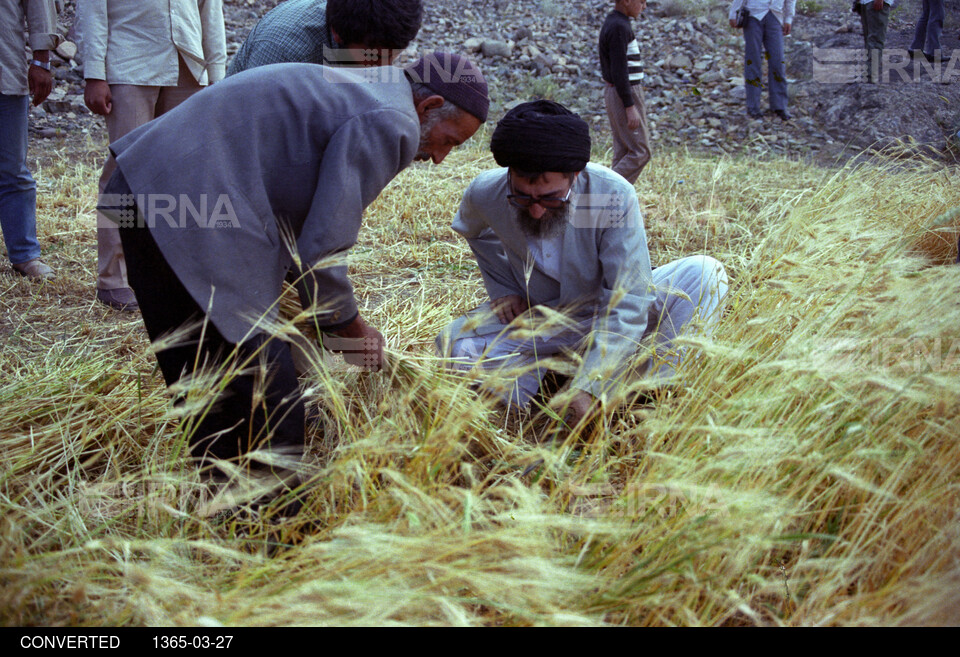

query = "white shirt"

[
  {"left": 0, "top": 0, "right": 61, "bottom": 95},
  {"left": 78, "top": 0, "right": 226, "bottom": 85},
  {"left": 729, "top": 0, "right": 797, "bottom": 25}
]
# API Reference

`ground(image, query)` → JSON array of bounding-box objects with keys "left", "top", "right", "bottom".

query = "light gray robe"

[
  {"left": 448, "top": 164, "right": 657, "bottom": 398},
  {"left": 110, "top": 63, "right": 421, "bottom": 343}
]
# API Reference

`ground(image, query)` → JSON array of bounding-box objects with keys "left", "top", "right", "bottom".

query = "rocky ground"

[{"left": 31, "top": 0, "right": 960, "bottom": 165}]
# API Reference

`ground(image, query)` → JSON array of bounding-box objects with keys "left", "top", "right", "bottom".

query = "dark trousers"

[
  {"left": 103, "top": 170, "right": 304, "bottom": 470},
  {"left": 910, "top": 0, "right": 945, "bottom": 57},
  {"left": 743, "top": 13, "right": 788, "bottom": 113},
  {"left": 858, "top": 2, "right": 891, "bottom": 82}
]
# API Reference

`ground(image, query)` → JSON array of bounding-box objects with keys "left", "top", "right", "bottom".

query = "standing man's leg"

[
  {"left": 860, "top": 2, "right": 891, "bottom": 83},
  {"left": 605, "top": 84, "right": 651, "bottom": 184},
  {"left": 96, "top": 85, "right": 160, "bottom": 310},
  {"left": 97, "top": 56, "right": 203, "bottom": 311},
  {"left": 743, "top": 16, "right": 764, "bottom": 117},
  {"left": 910, "top": 0, "right": 932, "bottom": 54},
  {"left": 923, "top": 0, "right": 944, "bottom": 59},
  {"left": 763, "top": 13, "right": 788, "bottom": 114},
  {"left": 0, "top": 94, "right": 51, "bottom": 278},
  {"left": 604, "top": 85, "right": 627, "bottom": 177},
  {"left": 108, "top": 171, "right": 304, "bottom": 473}
]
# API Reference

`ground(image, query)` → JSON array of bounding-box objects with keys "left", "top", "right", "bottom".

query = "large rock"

[
  {"left": 56, "top": 41, "right": 77, "bottom": 62},
  {"left": 667, "top": 53, "right": 693, "bottom": 70},
  {"left": 481, "top": 40, "right": 512, "bottom": 59}
]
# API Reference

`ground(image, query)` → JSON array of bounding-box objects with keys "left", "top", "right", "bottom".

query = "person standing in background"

[
  {"left": 0, "top": 0, "right": 61, "bottom": 280},
  {"left": 729, "top": 0, "right": 795, "bottom": 120},
  {"left": 598, "top": 0, "right": 651, "bottom": 184},
  {"left": 78, "top": 0, "right": 226, "bottom": 311}
]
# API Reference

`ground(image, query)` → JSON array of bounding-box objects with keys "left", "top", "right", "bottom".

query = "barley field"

[{"left": 1, "top": 130, "right": 958, "bottom": 626}]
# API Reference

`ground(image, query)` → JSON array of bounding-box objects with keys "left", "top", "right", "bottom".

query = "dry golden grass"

[{"left": 1, "top": 126, "right": 958, "bottom": 626}]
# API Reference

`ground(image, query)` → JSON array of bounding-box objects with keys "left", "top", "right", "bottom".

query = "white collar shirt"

[
  {"left": 729, "top": 0, "right": 797, "bottom": 25},
  {"left": 77, "top": 0, "right": 226, "bottom": 85}
]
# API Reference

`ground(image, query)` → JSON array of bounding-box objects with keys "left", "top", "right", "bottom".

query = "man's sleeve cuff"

[
  {"left": 207, "top": 64, "right": 226, "bottom": 83},
  {"left": 28, "top": 33, "right": 62, "bottom": 52},
  {"left": 315, "top": 311, "right": 359, "bottom": 334},
  {"left": 84, "top": 62, "right": 107, "bottom": 80}
]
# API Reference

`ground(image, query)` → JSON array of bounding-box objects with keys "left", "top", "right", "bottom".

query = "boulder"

[
  {"left": 481, "top": 39, "right": 512, "bottom": 59},
  {"left": 55, "top": 41, "right": 77, "bottom": 62}
]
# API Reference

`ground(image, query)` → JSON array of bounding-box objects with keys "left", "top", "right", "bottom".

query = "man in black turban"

[{"left": 436, "top": 100, "right": 728, "bottom": 426}]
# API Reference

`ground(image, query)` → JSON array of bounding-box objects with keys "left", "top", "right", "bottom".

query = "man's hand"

[
  {"left": 28, "top": 53, "right": 52, "bottom": 106},
  {"left": 491, "top": 295, "right": 529, "bottom": 324},
  {"left": 783, "top": 22, "right": 792, "bottom": 36},
  {"left": 729, "top": 18, "right": 739, "bottom": 29},
  {"left": 625, "top": 104, "right": 641, "bottom": 131},
  {"left": 872, "top": 0, "right": 883, "bottom": 11},
  {"left": 567, "top": 391, "right": 598, "bottom": 427},
  {"left": 84, "top": 79, "right": 112, "bottom": 115},
  {"left": 324, "top": 314, "right": 384, "bottom": 371}
]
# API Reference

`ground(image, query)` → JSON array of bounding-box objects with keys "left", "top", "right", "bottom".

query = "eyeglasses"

[{"left": 507, "top": 183, "right": 573, "bottom": 210}]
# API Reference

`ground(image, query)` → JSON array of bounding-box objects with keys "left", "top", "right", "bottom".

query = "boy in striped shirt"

[{"left": 599, "top": 0, "right": 650, "bottom": 183}]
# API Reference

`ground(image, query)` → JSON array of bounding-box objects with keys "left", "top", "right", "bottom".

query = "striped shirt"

[{"left": 599, "top": 9, "right": 643, "bottom": 108}]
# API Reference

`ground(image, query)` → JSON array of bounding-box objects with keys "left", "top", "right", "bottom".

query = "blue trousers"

[
  {"left": 743, "top": 13, "right": 788, "bottom": 114},
  {"left": 0, "top": 94, "right": 41, "bottom": 265},
  {"left": 910, "top": 0, "right": 945, "bottom": 56}
]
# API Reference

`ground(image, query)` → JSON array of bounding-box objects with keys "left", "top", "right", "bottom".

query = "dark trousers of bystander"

[
  {"left": 742, "top": 13, "right": 788, "bottom": 114},
  {"left": 858, "top": 2, "right": 891, "bottom": 82},
  {"left": 604, "top": 83, "right": 652, "bottom": 184},
  {"left": 909, "top": 0, "right": 945, "bottom": 58},
  {"left": 102, "top": 169, "right": 305, "bottom": 473}
]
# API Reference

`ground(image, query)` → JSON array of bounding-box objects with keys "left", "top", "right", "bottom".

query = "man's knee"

[{"left": 672, "top": 255, "right": 729, "bottom": 307}]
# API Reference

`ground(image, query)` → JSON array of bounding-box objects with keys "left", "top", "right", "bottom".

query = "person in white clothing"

[
  {"left": 437, "top": 101, "right": 728, "bottom": 425},
  {"left": 78, "top": 0, "right": 227, "bottom": 311}
]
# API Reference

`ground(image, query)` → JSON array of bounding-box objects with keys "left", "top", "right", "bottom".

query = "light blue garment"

[
  {"left": 438, "top": 164, "right": 728, "bottom": 402},
  {"left": 440, "top": 255, "right": 729, "bottom": 409},
  {"left": 0, "top": 94, "right": 41, "bottom": 265}
]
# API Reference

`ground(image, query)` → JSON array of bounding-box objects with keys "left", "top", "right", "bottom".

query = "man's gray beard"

[
  {"left": 515, "top": 201, "right": 570, "bottom": 239},
  {"left": 415, "top": 111, "right": 441, "bottom": 161}
]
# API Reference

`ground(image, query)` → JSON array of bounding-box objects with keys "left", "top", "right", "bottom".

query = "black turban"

[{"left": 490, "top": 100, "right": 591, "bottom": 173}]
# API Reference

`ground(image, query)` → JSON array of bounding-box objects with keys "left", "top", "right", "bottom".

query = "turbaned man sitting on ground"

[
  {"left": 99, "top": 54, "right": 489, "bottom": 475},
  {"left": 437, "top": 100, "right": 728, "bottom": 425}
]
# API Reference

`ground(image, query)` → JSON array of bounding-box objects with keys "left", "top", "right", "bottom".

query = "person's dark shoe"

[
  {"left": 747, "top": 109, "right": 763, "bottom": 119},
  {"left": 908, "top": 49, "right": 921, "bottom": 59},
  {"left": 774, "top": 109, "right": 792, "bottom": 121},
  {"left": 12, "top": 258, "right": 54, "bottom": 280},
  {"left": 96, "top": 287, "right": 139, "bottom": 312}
]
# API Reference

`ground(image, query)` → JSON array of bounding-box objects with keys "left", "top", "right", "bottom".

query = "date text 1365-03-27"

[{"left": 153, "top": 635, "right": 234, "bottom": 649}]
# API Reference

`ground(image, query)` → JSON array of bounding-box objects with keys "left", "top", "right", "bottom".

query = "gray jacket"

[
  {"left": 111, "top": 63, "right": 420, "bottom": 343},
  {"left": 452, "top": 164, "right": 656, "bottom": 397}
]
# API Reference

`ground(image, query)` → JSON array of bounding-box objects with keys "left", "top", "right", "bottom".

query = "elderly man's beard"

[
  {"left": 515, "top": 201, "right": 570, "bottom": 239},
  {"left": 414, "top": 109, "right": 444, "bottom": 162}
]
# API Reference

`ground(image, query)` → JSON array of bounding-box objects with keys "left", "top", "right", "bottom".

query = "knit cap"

[{"left": 404, "top": 53, "right": 489, "bottom": 122}]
